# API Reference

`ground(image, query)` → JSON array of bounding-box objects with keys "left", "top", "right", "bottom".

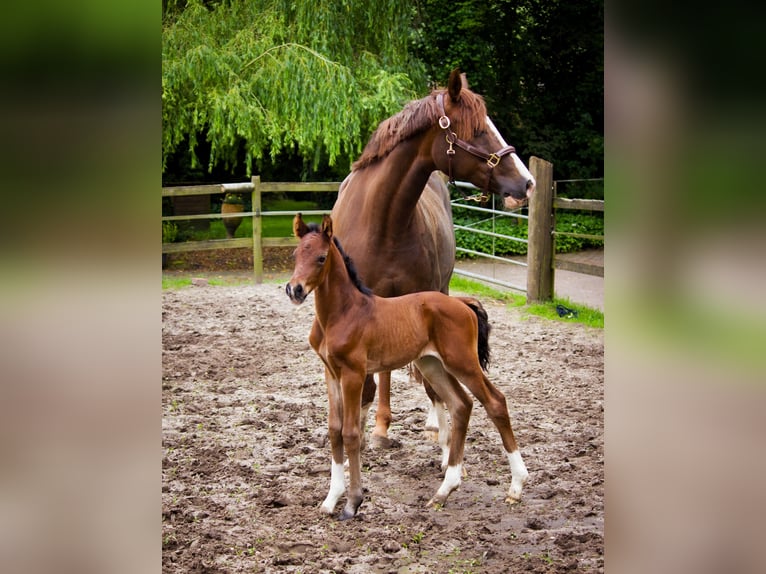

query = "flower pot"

[{"left": 221, "top": 201, "right": 244, "bottom": 238}]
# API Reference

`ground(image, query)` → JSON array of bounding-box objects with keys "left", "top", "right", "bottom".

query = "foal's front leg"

[
  {"left": 321, "top": 367, "right": 346, "bottom": 515},
  {"left": 338, "top": 369, "right": 365, "bottom": 520}
]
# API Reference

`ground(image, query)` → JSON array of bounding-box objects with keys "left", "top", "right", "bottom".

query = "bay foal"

[{"left": 286, "top": 214, "right": 528, "bottom": 519}]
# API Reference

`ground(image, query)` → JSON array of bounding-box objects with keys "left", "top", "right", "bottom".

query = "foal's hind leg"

[
  {"left": 415, "top": 356, "right": 473, "bottom": 507},
  {"left": 451, "top": 367, "right": 529, "bottom": 503}
]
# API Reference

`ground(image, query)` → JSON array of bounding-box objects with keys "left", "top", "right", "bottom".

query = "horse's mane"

[
  {"left": 306, "top": 223, "right": 373, "bottom": 296},
  {"left": 332, "top": 236, "right": 373, "bottom": 296},
  {"left": 352, "top": 86, "right": 488, "bottom": 171}
]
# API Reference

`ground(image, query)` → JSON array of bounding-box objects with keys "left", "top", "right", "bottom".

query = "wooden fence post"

[
  {"left": 526, "top": 156, "right": 554, "bottom": 303},
  {"left": 251, "top": 175, "right": 263, "bottom": 283}
]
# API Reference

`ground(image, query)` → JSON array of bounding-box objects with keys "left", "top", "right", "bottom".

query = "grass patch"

[
  {"left": 524, "top": 297, "right": 604, "bottom": 328},
  {"left": 449, "top": 275, "right": 525, "bottom": 306},
  {"left": 449, "top": 275, "right": 603, "bottom": 328},
  {"left": 161, "top": 274, "right": 255, "bottom": 289},
  {"left": 162, "top": 276, "right": 192, "bottom": 290}
]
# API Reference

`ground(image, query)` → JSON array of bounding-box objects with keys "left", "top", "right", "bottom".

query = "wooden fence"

[
  {"left": 162, "top": 177, "right": 339, "bottom": 283},
  {"left": 162, "top": 158, "right": 603, "bottom": 301}
]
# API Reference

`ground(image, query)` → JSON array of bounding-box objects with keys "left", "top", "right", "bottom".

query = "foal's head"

[{"left": 286, "top": 213, "right": 372, "bottom": 304}]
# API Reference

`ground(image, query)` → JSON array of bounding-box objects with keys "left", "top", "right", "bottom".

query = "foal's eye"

[{"left": 317, "top": 255, "right": 326, "bottom": 264}]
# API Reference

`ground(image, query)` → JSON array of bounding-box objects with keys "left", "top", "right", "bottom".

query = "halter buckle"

[
  {"left": 487, "top": 153, "right": 501, "bottom": 168},
  {"left": 438, "top": 115, "right": 451, "bottom": 129},
  {"left": 445, "top": 133, "right": 456, "bottom": 155}
]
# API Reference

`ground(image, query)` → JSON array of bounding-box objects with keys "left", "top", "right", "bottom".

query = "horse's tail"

[{"left": 458, "top": 297, "right": 491, "bottom": 371}]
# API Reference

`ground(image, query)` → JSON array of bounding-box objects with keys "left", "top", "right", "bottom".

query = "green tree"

[
  {"left": 162, "top": 0, "right": 424, "bottom": 179},
  {"left": 412, "top": 0, "right": 603, "bottom": 181}
]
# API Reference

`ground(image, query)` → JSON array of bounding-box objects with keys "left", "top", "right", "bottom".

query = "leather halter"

[{"left": 436, "top": 92, "right": 516, "bottom": 193}]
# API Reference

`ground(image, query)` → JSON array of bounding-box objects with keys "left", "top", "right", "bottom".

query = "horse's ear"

[
  {"left": 293, "top": 212, "right": 310, "bottom": 238},
  {"left": 321, "top": 214, "right": 333, "bottom": 239},
  {"left": 448, "top": 68, "right": 463, "bottom": 103}
]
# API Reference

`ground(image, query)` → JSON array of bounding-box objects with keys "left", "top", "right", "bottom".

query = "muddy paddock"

[{"left": 162, "top": 281, "right": 603, "bottom": 573}]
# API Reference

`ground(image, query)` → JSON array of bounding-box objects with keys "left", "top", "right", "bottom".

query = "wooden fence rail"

[
  {"left": 162, "top": 176, "right": 338, "bottom": 282},
  {"left": 163, "top": 164, "right": 603, "bottom": 300}
]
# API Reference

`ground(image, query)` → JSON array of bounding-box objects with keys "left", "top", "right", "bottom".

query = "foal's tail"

[{"left": 458, "top": 297, "right": 492, "bottom": 371}]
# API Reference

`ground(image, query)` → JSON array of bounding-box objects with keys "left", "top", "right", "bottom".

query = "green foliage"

[
  {"left": 222, "top": 192, "right": 244, "bottom": 205},
  {"left": 454, "top": 211, "right": 603, "bottom": 258},
  {"left": 162, "top": 0, "right": 423, "bottom": 176},
  {"left": 162, "top": 221, "right": 179, "bottom": 243},
  {"left": 411, "top": 0, "right": 603, "bottom": 181}
]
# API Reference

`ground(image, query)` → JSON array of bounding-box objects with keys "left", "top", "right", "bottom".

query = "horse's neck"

[
  {"left": 359, "top": 137, "right": 437, "bottom": 229},
  {"left": 313, "top": 244, "right": 368, "bottom": 325}
]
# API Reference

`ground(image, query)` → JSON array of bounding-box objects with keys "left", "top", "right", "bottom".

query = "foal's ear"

[
  {"left": 293, "top": 213, "right": 310, "bottom": 238},
  {"left": 447, "top": 68, "right": 465, "bottom": 103},
  {"left": 320, "top": 214, "right": 333, "bottom": 239}
]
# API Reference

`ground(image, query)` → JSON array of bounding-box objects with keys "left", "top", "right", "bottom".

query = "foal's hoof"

[
  {"left": 426, "top": 495, "right": 447, "bottom": 510},
  {"left": 505, "top": 495, "right": 522, "bottom": 505}
]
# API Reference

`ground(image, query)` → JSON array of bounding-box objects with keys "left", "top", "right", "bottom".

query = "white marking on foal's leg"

[
  {"left": 428, "top": 463, "right": 463, "bottom": 507},
  {"left": 320, "top": 460, "right": 346, "bottom": 514},
  {"left": 506, "top": 449, "right": 529, "bottom": 503},
  {"left": 424, "top": 400, "right": 440, "bottom": 442},
  {"left": 435, "top": 402, "right": 450, "bottom": 470}
]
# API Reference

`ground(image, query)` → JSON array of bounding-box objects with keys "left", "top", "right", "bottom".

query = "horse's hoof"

[
  {"left": 505, "top": 494, "right": 522, "bottom": 505},
  {"left": 370, "top": 434, "right": 395, "bottom": 449},
  {"left": 426, "top": 496, "right": 446, "bottom": 510},
  {"left": 338, "top": 501, "right": 362, "bottom": 520}
]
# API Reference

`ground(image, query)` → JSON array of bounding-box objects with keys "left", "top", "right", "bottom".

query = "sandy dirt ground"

[{"left": 162, "top": 281, "right": 603, "bottom": 573}]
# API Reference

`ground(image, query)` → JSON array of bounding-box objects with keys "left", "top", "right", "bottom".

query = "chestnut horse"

[
  {"left": 331, "top": 69, "right": 535, "bottom": 446},
  {"left": 286, "top": 213, "right": 529, "bottom": 520}
]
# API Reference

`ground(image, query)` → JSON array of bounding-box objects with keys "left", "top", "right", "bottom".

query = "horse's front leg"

[
  {"left": 370, "top": 371, "right": 393, "bottom": 448},
  {"left": 320, "top": 367, "right": 346, "bottom": 515},
  {"left": 339, "top": 369, "right": 365, "bottom": 520}
]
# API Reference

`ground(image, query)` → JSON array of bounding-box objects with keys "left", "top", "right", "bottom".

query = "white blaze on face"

[{"left": 486, "top": 117, "right": 535, "bottom": 193}]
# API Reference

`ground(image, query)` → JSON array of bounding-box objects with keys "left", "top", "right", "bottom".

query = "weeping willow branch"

[{"left": 240, "top": 42, "right": 341, "bottom": 74}]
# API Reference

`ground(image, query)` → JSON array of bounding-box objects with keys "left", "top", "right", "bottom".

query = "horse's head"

[
  {"left": 434, "top": 69, "right": 535, "bottom": 209},
  {"left": 286, "top": 213, "right": 332, "bottom": 305}
]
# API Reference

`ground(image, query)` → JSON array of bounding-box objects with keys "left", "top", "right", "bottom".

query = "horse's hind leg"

[
  {"left": 415, "top": 356, "right": 473, "bottom": 507},
  {"left": 453, "top": 367, "right": 529, "bottom": 503},
  {"left": 370, "top": 372, "right": 395, "bottom": 448},
  {"left": 360, "top": 374, "right": 377, "bottom": 451},
  {"left": 415, "top": 365, "right": 450, "bottom": 467},
  {"left": 422, "top": 371, "right": 449, "bottom": 444}
]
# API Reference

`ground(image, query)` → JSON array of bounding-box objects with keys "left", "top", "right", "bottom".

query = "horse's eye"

[{"left": 317, "top": 255, "right": 326, "bottom": 265}]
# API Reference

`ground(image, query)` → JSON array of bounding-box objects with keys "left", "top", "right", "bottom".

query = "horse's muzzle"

[{"left": 285, "top": 282, "right": 306, "bottom": 304}]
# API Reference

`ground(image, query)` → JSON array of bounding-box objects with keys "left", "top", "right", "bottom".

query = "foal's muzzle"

[{"left": 285, "top": 282, "right": 307, "bottom": 304}]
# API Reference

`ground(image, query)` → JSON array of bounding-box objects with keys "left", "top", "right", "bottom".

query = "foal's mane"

[
  {"left": 306, "top": 223, "right": 374, "bottom": 296},
  {"left": 352, "top": 87, "right": 488, "bottom": 171}
]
